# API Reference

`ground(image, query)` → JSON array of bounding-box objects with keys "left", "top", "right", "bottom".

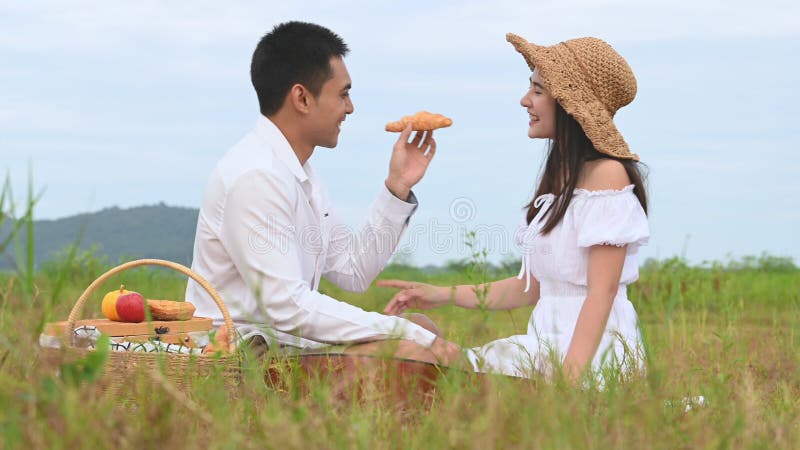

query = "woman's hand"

[{"left": 377, "top": 279, "right": 450, "bottom": 315}]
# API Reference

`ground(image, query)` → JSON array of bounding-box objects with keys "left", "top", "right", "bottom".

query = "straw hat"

[{"left": 506, "top": 33, "right": 639, "bottom": 161}]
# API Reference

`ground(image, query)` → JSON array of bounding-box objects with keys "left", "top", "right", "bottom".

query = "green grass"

[{"left": 1, "top": 175, "right": 799, "bottom": 448}]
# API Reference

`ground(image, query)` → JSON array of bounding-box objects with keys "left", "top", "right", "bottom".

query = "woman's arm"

[
  {"left": 562, "top": 158, "right": 635, "bottom": 382},
  {"left": 380, "top": 275, "right": 539, "bottom": 315},
  {"left": 450, "top": 276, "right": 540, "bottom": 310},
  {"left": 561, "top": 243, "right": 627, "bottom": 383}
]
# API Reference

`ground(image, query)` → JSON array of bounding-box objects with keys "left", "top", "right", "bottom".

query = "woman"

[{"left": 379, "top": 34, "right": 649, "bottom": 383}]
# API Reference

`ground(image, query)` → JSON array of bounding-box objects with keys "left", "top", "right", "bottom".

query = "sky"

[{"left": 2, "top": 1, "right": 799, "bottom": 267}]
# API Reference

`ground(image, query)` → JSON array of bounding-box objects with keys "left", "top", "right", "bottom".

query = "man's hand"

[
  {"left": 427, "top": 337, "right": 462, "bottom": 366},
  {"left": 385, "top": 123, "right": 437, "bottom": 201},
  {"left": 344, "top": 337, "right": 463, "bottom": 368}
]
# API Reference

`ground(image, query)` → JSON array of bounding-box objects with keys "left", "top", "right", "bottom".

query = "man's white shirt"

[{"left": 185, "top": 116, "right": 437, "bottom": 349}]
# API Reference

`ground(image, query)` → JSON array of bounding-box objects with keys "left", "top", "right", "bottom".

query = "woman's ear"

[{"left": 288, "top": 84, "right": 312, "bottom": 114}]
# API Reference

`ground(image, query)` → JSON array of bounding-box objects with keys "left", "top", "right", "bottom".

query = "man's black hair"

[{"left": 251, "top": 21, "right": 349, "bottom": 116}]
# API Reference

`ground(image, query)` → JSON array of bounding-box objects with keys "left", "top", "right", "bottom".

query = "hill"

[{"left": 0, "top": 203, "right": 199, "bottom": 270}]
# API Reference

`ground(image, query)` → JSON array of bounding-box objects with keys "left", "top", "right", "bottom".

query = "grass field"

[
  {"left": 1, "top": 251, "right": 799, "bottom": 449},
  {"left": 1, "top": 178, "right": 799, "bottom": 449}
]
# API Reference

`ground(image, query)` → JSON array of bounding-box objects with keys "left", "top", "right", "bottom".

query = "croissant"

[{"left": 385, "top": 111, "right": 453, "bottom": 132}]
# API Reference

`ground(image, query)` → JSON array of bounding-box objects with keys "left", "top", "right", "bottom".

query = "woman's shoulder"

[
  {"left": 576, "top": 159, "right": 631, "bottom": 192},
  {"left": 568, "top": 160, "right": 650, "bottom": 249}
]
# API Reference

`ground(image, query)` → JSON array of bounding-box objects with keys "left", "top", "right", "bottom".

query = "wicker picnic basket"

[{"left": 39, "top": 259, "right": 240, "bottom": 392}]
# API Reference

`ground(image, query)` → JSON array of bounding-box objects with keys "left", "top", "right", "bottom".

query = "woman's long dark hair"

[{"left": 526, "top": 102, "right": 648, "bottom": 233}]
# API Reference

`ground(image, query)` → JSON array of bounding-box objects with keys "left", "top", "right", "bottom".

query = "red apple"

[{"left": 116, "top": 291, "right": 146, "bottom": 323}]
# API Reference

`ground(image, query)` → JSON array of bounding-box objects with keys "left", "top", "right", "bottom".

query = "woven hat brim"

[{"left": 506, "top": 33, "right": 639, "bottom": 161}]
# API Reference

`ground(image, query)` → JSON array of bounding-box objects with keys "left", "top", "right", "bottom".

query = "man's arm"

[
  {"left": 221, "top": 170, "right": 438, "bottom": 348},
  {"left": 321, "top": 185, "right": 418, "bottom": 292},
  {"left": 323, "top": 124, "right": 437, "bottom": 291}
]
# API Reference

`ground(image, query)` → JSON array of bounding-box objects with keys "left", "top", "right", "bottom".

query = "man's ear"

[{"left": 287, "top": 84, "right": 312, "bottom": 114}]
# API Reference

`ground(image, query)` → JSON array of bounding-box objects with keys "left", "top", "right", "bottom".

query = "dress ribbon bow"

[{"left": 516, "top": 193, "right": 555, "bottom": 293}]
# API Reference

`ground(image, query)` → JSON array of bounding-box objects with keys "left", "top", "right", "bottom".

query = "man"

[{"left": 186, "top": 21, "right": 460, "bottom": 363}]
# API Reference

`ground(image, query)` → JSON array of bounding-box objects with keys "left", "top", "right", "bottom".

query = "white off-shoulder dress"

[{"left": 467, "top": 185, "right": 650, "bottom": 379}]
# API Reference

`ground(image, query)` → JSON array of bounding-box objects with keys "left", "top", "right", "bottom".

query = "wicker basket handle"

[{"left": 66, "top": 259, "right": 236, "bottom": 351}]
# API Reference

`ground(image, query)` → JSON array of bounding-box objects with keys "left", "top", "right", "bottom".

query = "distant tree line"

[{"left": 0, "top": 203, "right": 198, "bottom": 271}]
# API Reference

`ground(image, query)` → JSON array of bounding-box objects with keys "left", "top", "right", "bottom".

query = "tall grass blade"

[
  {"left": 39, "top": 221, "right": 87, "bottom": 331},
  {"left": 9, "top": 167, "right": 44, "bottom": 305}
]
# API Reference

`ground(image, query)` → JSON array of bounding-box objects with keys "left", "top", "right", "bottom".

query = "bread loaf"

[{"left": 147, "top": 299, "right": 196, "bottom": 321}]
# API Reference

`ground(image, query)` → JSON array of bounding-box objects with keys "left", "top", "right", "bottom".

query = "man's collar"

[{"left": 255, "top": 115, "right": 309, "bottom": 183}]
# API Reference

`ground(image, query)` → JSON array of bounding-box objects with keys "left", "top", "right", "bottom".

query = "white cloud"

[
  {"left": 1, "top": 1, "right": 798, "bottom": 56},
  {"left": 0, "top": 2, "right": 281, "bottom": 52},
  {"left": 0, "top": 102, "right": 95, "bottom": 133}
]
